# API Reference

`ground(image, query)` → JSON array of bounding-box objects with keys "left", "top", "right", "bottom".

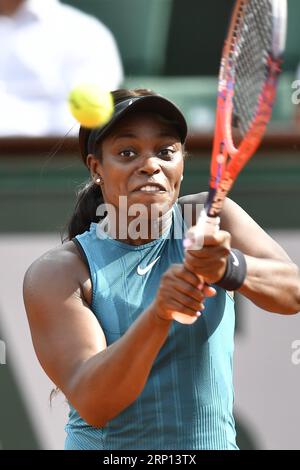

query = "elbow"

[
  {"left": 281, "top": 305, "right": 300, "bottom": 316},
  {"left": 291, "top": 264, "right": 300, "bottom": 314},
  {"left": 65, "top": 377, "right": 108, "bottom": 428},
  {"left": 65, "top": 364, "right": 143, "bottom": 428},
  {"left": 68, "top": 391, "right": 109, "bottom": 428},
  {"left": 280, "top": 294, "right": 300, "bottom": 316},
  {"left": 289, "top": 296, "right": 300, "bottom": 316},
  {"left": 70, "top": 396, "right": 136, "bottom": 428},
  {"left": 271, "top": 303, "right": 300, "bottom": 316},
  {"left": 78, "top": 406, "right": 108, "bottom": 428},
  {"left": 67, "top": 382, "right": 138, "bottom": 428},
  {"left": 283, "top": 264, "right": 300, "bottom": 315}
]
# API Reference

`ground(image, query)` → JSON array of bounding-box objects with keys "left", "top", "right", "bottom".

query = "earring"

[
  {"left": 95, "top": 175, "right": 103, "bottom": 184},
  {"left": 181, "top": 175, "right": 184, "bottom": 181}
]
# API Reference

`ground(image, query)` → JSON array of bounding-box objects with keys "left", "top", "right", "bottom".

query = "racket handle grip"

[
  {"left": 183, "top": 211, "right": 220, "bottom": 250},
  {"left": 172, "top": 211, "right": 220, "bottom": 325}
]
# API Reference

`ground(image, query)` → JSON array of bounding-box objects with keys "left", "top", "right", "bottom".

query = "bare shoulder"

[
  {"left": 24, "top": 241, "right": 84, "bottom": 285},
  {"left": 23, "top": 240, "right": 92, "bottom": 306}
]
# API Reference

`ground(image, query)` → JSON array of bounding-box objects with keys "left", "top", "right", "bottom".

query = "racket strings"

[{"left": 229, "top": 0, "right": 273, "bottom": 137}]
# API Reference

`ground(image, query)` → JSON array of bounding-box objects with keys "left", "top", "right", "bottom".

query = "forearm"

[
  {"left": 239, "top": 255, "right": 300, "bottom": 314},
  {"left": 67, "top": 305, "right": 172, "bottom": 427}
]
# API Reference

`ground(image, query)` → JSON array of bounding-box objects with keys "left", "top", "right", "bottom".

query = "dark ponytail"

[
  {"left": 64, "top": 88, "right": 158, "bottom": 242},
  {"left": 66, "top": 181, "right": 104, "bottom": 240}
]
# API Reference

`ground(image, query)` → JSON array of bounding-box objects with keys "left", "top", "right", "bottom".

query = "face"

[{"left": 87, "top": 112, "right": 184, "bottom": 220}]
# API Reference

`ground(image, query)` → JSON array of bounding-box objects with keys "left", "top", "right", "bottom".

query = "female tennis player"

[{"left": 23, "top": 89, "right": 300, "bottom": 450}]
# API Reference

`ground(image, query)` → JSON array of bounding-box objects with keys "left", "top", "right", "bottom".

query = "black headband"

[{"left": 82, "top": 95, "right": 188, "bottom": 161}]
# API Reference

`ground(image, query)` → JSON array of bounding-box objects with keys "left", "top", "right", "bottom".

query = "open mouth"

[{"left": 134, "top": 183, "right": 166, "bottom": 193}]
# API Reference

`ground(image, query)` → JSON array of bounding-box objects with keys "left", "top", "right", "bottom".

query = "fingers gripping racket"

[{"left": 174, "top": 0, "right": 287, "bottom": 324}]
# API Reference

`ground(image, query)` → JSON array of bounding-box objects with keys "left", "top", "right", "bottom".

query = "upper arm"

[
  {"left": 23, "top": 247, "right": 107, "bottom": 398},
  {"left": 179, "top": 193, "right": 292, "bottom": 262},
  {"left": 221, "top": 197, "right": 292, "bottom": 262}
]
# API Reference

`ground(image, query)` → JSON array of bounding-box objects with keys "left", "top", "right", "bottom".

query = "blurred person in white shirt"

[{"left": 0, "top": 0, "right": 123, "bottom": 136}]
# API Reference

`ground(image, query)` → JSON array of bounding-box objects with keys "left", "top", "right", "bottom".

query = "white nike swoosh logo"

[
  {"left": 231, "top": 251, "right": 239, "bottom": 267},
  {"left": 137, "top": 256, "right": 160, "bottom": 276}
]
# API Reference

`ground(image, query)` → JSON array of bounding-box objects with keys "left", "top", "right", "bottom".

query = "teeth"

[{"left": 139, "top": 185, "right": 162, "bottom": 192}]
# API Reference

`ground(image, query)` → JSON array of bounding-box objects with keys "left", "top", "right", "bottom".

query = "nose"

[{"left": 137, "top": 155, "right": 161, "bottom": 176}]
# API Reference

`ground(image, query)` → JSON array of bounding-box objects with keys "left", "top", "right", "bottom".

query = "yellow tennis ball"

[{"left": 68, "top": 83, "right": 114, "bottom": 128}]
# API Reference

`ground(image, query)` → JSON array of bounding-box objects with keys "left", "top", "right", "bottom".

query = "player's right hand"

[{"left": 152, "top": 264, "right": 216, "bottom": 322}]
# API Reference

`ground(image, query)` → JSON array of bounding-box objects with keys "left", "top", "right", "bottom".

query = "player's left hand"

[{"left": 184, "top": 230, "right": 231, "bottom": 284}]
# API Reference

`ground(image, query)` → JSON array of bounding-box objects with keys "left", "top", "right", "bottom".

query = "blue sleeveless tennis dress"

[{"left": 64, "top": 204, "right": 238, "bottom": 450}]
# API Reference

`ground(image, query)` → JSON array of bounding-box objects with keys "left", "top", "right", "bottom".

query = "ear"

[{"left": 86, "top": 154, "right": 103, "bottom": 178}]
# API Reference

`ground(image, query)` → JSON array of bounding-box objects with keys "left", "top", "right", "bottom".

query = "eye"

[
  {"left": 119, "top": 149, "right": 136, "bottom": 158},
  {"left": 157, "top": 147, "right": 176, "bottom": 159}
]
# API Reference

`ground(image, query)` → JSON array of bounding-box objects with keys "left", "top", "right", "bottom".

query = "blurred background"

[{"left": 0, "top": 0, "right": 299, "bottom": 450}]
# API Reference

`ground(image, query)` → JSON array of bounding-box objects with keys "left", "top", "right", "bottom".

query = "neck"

[
  {"left": 0, "top": 0, "right": 24, "bottom": 16},
  {"left": 99, "top": 206, "right": 173, "bottom": 245}
]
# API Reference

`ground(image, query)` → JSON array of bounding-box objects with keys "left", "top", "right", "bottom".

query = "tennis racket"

[{"left": 174, "top": 0, "right": 287, "bottom": 324}]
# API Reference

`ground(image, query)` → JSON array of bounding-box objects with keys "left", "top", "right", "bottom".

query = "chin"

[{"left": 147, "top": 200, "right": 174, "bottom": 217}]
